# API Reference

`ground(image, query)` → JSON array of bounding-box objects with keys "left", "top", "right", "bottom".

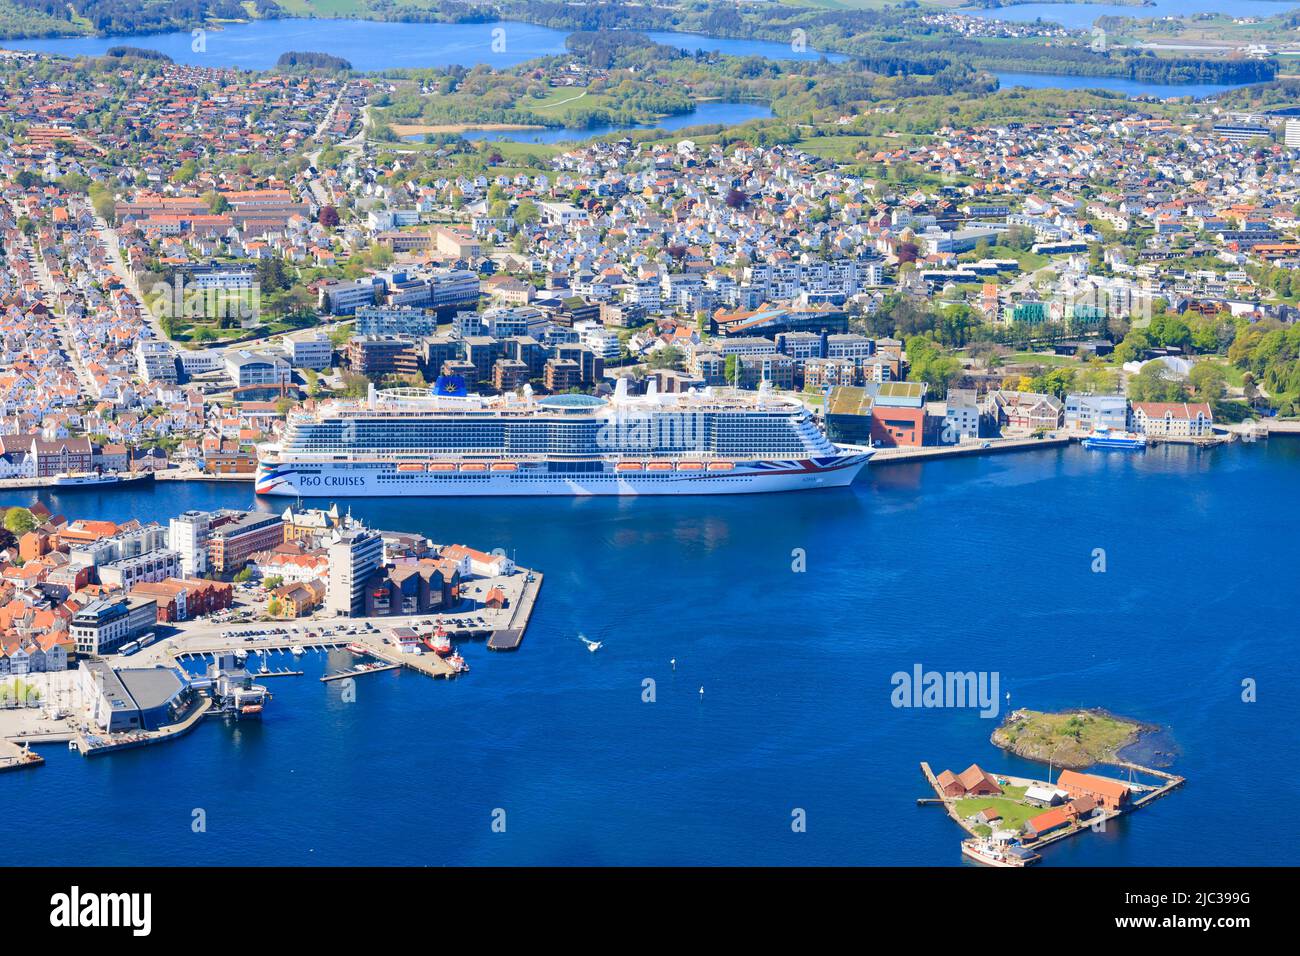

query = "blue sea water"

[{"left": 5, "top": 440, "right": 1297, "bottom": 865}]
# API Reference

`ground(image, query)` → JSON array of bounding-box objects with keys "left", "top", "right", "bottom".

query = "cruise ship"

[{"left": 255, "top": 380, "right": 872, "bottom": 497}]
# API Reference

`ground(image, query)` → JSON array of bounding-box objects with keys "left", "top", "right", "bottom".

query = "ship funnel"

[
  {"left": 614, "top": 377, "right": 629, "bottom": 403},
  {"left": 367, "top": 381, "right": 376, "bottom": 410},
  {"left": 645, "top": 377, "right": 658, "bottom": 399}
]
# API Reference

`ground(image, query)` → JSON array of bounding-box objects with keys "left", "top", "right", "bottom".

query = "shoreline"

[
  {"left": 991, "top": 706, "right": 1162, "bottom": 771},
  {"left": 391, "top": 122, "right": 547, "bottom": 137}
]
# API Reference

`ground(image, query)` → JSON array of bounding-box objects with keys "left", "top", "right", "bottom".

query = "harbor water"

[{"left": 5, "top": 440, "right": 1296, "bottom": 865}]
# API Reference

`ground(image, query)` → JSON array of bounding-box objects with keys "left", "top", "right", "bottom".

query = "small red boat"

[
  {"left": 345, "top": 642, "right": 368, "bottom": 655},
  {"left": 424, "top": 625, "right": 453, "bottom": 657}
]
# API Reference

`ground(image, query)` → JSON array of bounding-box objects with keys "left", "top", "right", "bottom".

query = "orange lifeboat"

[
  {"left": 460, "top": 462, "right": 487, "bottom": 473},
  {"left": 490, "top": 462, "right": 518, "bottom": 472},
  {"left": 677, "top": 461, "right": 703, "bottom": 472},
  {"left": 615, "top": 461, "right": 644, "bottom": 473},
  {"left": 397, "top": 462, "right": 425, "bottom": 473},
  {"left": 428, "top": 462, "right": 456, "bottom": 472},
  {"left": 647, "top": 461, "right": 673, "bottom": 472},
  {"left": 707, "top": 461, "right": 735, "bottom": 472}
]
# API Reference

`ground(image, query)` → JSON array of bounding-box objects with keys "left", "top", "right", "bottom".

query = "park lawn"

[
  {"left": 953, "top": 796, "right": 1040, "bottom": 833},
  {"left": 983, "top": 244, "right": 1051, "bottom": 270},
  {"left": 1202, "top": 358, "right": 1245, "bottom": 388},
  {"left": 1005, "top": 351, "right": 1083, "bottom": 367}
]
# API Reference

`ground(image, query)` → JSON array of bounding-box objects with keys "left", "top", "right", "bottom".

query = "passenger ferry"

[
  {"left": 255, "top": 380, "right": 872, "bottom": 497},
  {"left": 1080, "top": 426, "right": 1146, "bottom": 451}
]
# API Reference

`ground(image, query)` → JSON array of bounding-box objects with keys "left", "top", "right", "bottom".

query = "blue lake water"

[
  {"left": 405, "top": 101, "right": 774, "bottom": 145},
  {"left": 0, "top": 19, "right": 836, "bottom": 70},
  {"left": 995, "top": 70, "right": 1242, "bottom": 98},
  {"left": 0, "top": 17, "right": 1249, "bottom": 105},
  {"left": 7, "top": 440, "right": 1297, "bottom": 865},
  {"left": 963, "top": 1, "right": 1299, "bottom": 31}
]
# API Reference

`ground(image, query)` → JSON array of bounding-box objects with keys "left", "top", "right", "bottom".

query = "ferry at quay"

[{"left": 255, "top": 381, "right": 872, "bottom": 497}]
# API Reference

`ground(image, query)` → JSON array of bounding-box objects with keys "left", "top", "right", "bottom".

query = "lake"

[
  {"left": 0, "top": 19, "right": 838, "bottom": 71},
  {"left": 963, "top": 1, "right": 1299, "bottom": 31},
  {"left": 995, "top": 70, "right": 1243, "bottom": 99},
  {"left": 8, "top": 440, "right": 1297, "bottom": 865},
  {"left": 404, "top": 101, "right": 774, "bottom": 145},
  {"left": 0, "top": 17, "right": 1252, "bottom": 105}
]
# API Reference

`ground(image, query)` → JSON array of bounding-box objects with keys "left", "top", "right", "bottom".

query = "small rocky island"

[{"left": 992, "top": 708, "right": 1155, "bottom": 769}]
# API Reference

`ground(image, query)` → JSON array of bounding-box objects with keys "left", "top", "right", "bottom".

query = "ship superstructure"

[{"left": 255, "top": 380, "right": 871, "bottom": 497}]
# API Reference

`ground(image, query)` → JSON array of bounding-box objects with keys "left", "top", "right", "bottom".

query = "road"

[
  {"left": 2, "top": 198, "right": 98, "bottom": 395},
  {"left": 93, "top": 216, "right": 169, "bottom": 342}
]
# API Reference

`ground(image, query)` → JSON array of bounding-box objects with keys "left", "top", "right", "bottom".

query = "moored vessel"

[
  {"left": 255, "top": 380, "right": 871, "bottom": 497},
  {"left": 1080, "top": 426, "right": 1146, "bottom": 450},
  {"left": 961, "top": 838, "right": 1040, "bottom": 867}
]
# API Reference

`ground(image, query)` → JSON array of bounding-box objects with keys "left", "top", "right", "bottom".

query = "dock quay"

[
  {"left": 872, "top": 435, "right": 1068, "bottom": 465},
  {"left": 489, "top": 570, "right": 543, "bottom": 651},
  {"left": 73, "top": 697, "right": 212, "bottom": 758},
  {"left": 1, "top": 737, "right": 44, "bottom": 773},
  {"left": 919, "top": 758, "right": 1182, "bottom": 859}
]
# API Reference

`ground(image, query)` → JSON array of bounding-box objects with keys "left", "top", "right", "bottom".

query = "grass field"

[{"left": 953, "top": 795, "right": 1041, "bottom": 833}]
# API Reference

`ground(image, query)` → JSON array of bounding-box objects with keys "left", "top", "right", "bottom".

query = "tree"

[
  {"left": 3, "top": 507, "right": 36, "bottom": 536},
  {"left": 646, "top": 346, "right": 685, "bottom": 371},
  {"left": 1127, "top": 362, "right": 1189, "bottom": 403},
  {"left": 234, "top": 567, "right": 255, "bottom": 583},
  {"left": 319, "top": 205, "right": 339, "bottom": 229},
  {"left": 905, "top": 336, "right": 960, "bottom": 398},
  {"left": 1188, "top": 361, "right": 1227, "bottom": 403}
]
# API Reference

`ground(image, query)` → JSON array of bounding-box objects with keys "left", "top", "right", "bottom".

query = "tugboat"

[
  {"left": 447, "top": 653, "right": 470, "bottom": 674},
  {"left": 961, "top": 837, "right": 1040, "bottom": 868},
  {"left": 424, "top": 625, "right": 453, "bottom": 657},
  {"left": 1080, "top": 425, "right": 1146, "bottom": 450}
]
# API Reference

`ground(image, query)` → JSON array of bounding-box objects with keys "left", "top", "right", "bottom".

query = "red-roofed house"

[{"left": 1130, "top": 402, "right": 1213, "bottom": 438}]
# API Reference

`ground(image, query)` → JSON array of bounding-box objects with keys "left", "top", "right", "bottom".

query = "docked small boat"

[
  {"left": 961, "top": 838, "right": 1040, "bottom": 868},
  {"left": 54, "top": 471, "right": 119, "bottom": 487},
  {"left": 345, "top": 642, "right": 369, "bottom": 655},
  {"left": 1081, "top": 426, "right": 1146, "bottom": 451},
  {"left": 448, "top": 654, "right": 469, "bottom": 673},
  {"left": 290, "top": 645, "right": 305, "bottom": 656}
]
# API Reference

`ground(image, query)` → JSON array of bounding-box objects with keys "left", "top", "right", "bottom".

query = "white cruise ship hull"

[{"left": 254, "top": 454, "right": 871, "bottom": 497}]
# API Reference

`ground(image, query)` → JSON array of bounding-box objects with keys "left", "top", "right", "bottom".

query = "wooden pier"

[{"left": 320, "top": 663, "right": 400, "bottom": 682}]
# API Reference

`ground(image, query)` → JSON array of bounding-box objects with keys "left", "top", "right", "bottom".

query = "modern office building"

[{"left": 326, "top": 528, "right": 385, "bottom": 616}]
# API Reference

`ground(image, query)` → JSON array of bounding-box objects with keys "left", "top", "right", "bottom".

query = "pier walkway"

[
  {"left": 74, "top": 697, "right": 212, "bottom": 757},
  {"left": 0, "top": 738, "right": 44, "bottom": 773},
  {"left": 873, "top": 435, "right": 1068, "bottom": 465}
]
